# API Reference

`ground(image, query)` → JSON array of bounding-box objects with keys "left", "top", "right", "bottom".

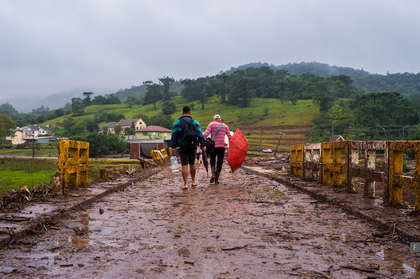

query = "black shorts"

[{"left": 179, "top": 149, "right": 196, "bottom": 166}]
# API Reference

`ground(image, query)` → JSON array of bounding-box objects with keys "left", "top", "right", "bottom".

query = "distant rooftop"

[{"left": 135, "top": 126, "right": 172, "bottom": 133}]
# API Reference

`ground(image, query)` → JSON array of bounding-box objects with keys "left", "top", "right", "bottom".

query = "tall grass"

[{"left": 0, "top": 158, "right": 57, "bottom": 196}]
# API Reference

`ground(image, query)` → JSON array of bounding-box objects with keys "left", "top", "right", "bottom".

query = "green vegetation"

[
  {"left": 5, "top": 62, "right": 420, "bottom": 153},
  {"left": 229, "top": 61, "right": 420, "bottom": 98},
  {"left": 0, "top": 143, "right": 59, "bottom": 157},
  {"left": 0, "top": 158, "right": 139, "bottom": 198},
  {"left": 0, "top": 158, "right": 57, "bottom": 196},
  {"left": 308, "top": 92, "right": 420, "bottom": 142},
  {"left": 0, "top": 113, "right": 16, "bottom": 146}
]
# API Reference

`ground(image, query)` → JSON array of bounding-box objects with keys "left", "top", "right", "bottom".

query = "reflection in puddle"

[
  {"left": 373, "top": 198, "right": 384, "bottom": 208},
  {"left": 23, "top": 204, "right": 56, "bottom": 215},
  {"left": 59, "top": 235, "right": 90, "bottom": 248},
  {"left": 377, "top": 247, "right": 415, "bottom": 273}
]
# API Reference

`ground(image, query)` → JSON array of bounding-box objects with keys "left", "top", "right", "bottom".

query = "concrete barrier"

[
  {"left": 303, "top": 143, "right": 321, "bottom": 181},
  {"left": 348, "top": 141, "right": 388, "bottom": 200},
  {"left": 289, "top": 140, "right": 419, "bottom": 210}
]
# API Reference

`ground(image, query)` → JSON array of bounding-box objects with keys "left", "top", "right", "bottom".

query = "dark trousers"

[{"left": 210, "top": 147, "right": 225, "bottom": 173}]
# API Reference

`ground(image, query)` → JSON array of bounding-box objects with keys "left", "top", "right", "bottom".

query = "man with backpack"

[
  {"left": 171, "top": 106, "right": 206, "bottom": 189},
  {"left": 203, "top": 115, "right": 232, "bottom": 185}
]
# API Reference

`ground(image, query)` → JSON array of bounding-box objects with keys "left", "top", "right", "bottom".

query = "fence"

[
  {"left": 348, "top": 141, "right": 388, "bottom": 199},
  {"left": 290, "top": 140, "right": 419, "bottom": 210},
  {"left": 57, "top": 140, "right": 89, "bottom": 194}
]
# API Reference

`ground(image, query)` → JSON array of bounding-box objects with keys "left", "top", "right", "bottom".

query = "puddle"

[
  {"left": 376, "top": 246, "right": 416, "bottom": 273},
  {"left": 22, "top": 204, "right": 56, "bottom": 215},
  {"left": 59, "top": 235, "right": 90, "bottom": 248}
]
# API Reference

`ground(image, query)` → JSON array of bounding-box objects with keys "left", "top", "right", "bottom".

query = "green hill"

[
  {"left": 46, "top": 96, "right": 318, "bottom": 151},
  {"left": 227, "top": 61, "right": 420, "bottom": 98}
]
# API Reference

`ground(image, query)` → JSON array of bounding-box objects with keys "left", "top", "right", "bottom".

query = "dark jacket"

[{"left": 170, "top": 115, "right": 205, "bottom": 149}]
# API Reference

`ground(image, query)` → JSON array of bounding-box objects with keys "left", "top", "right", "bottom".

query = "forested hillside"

[
  {"left": 227, "top": 62, "right": 420, "bottom": 97},
  {"left": 3, "top": 62, "right": 420, "bottom": 149}
]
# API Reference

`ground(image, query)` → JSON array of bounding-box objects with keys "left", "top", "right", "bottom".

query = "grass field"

[
  {"left": 0, "top": 158, "right": 57, "bottom": 197},
  {"left": 0, "top": 145, "right": 59, "bottom": 158},
  {"left": 0, "top": 158, "right": 139, "bottom": 198},
  {"left": 43, "top": 96, "right": 319, "bottom": 151}
]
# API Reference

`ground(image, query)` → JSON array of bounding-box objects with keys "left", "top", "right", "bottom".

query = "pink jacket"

[{"left": 203, "top": 120, "right": 232, "bottom": 148}]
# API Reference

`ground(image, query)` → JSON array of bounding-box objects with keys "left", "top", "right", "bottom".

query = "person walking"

[
  {"left": 170, "top": 106, "right": 206, "bottom": 189},
  {"left": 203, "top": 115, "right": 232, "bottom": 184}
]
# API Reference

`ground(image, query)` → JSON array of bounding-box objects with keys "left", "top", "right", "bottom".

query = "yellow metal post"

[
  {"left": 321, "top": 143, "right": 332, "bottom": 184},
  {"left": 296, "top": 146, "right": 303, "bottom": 177},
  {"left": 290, "top": 145, "right": 304, "bottom": 177},
  {"left": 333, "top": 146, "right": 342, "bottom": 186},
  {"left": 290, "top": 146, "right": 297, "bottom": 176},
  {"left": 57, "top": 139, "right": 89, "bottom": 194}
]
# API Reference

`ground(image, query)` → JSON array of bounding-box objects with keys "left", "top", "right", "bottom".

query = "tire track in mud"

[{"left": 0, "top": 164, "right": 418, "bottom": 278}]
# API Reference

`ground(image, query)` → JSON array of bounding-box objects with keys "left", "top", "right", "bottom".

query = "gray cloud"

[{"left": 1, "top": 0, "right": 420, "bottom": 111}]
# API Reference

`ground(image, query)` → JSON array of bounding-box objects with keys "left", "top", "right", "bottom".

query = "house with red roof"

[{"left": 134, "top": 126, "right": 172, "bottom": 140}]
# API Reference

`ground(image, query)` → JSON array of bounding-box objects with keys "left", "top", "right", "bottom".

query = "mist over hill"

[
  {"left": 226, "top": 61, "right": 420, "bottom": 97},
  {"left": 3, "top": 61, "right": 420, "bottom": 113}
]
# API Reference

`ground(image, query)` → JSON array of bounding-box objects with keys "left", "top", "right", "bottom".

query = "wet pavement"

[{"left": 0, "top": 163, "right": 419, "bottom": 278}]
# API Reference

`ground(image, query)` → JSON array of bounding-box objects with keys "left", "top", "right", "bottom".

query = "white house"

[
  {"left": 4, "top": 129, "right": 26, "bottom": 145},
  {"left": 21, "top": 125, "right": 51, "bottom": 138}
]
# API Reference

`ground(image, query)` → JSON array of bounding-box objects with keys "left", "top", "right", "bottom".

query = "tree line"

[
  {"left": 228, "top": 61, "right": 420, "bottom": 98},
  {"left": 308, "top": 91, "right": 420, "bottom": 142},
  {"left": 3, "top": 64, "right": 420, "bottom": 144}
]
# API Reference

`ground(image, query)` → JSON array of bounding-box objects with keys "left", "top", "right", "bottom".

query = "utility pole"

[
  {"left": 274, "top": 131, "right": 285, "bottom": 157},
  {"left": 259, "top": 130, "right": 263, "bottom": 152},
  {"left": 332, "top": 121, "right": 335, "bottom": 136}
]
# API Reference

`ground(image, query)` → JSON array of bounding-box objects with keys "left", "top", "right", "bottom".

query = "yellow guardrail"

[
  {"left": 58, "top": 140, "right": 89, "bottom": 194},
  {"left": 389, "top": 141, "right": 420, "bottom": 210},
  {"left": 289, "top": 140, "right": 419, "bottom": 210},
  {"left": 321, "top": 141, "right": 348, "bottom": 188},
  {"left": 160, "top": 149, "right": 169, "bottom": 160},
  {"left": 290, "top": 145, "right": 304, "bottom": 177},
  {"left": 150, "top": 150, "right": 163, "bottom": 164}
]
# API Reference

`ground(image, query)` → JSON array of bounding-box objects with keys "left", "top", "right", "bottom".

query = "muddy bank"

[
  {"left": 242, "top": 164, "right": 420, "bottom": 244},
  {"left": 0, "top": 165, "right": 165, "bottom": 247},
  {"left": 0, "top": 163, "right": 418, "bottom": 278}
]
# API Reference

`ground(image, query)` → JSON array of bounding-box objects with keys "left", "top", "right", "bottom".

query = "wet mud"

[{"left": 0, "top": 163, "right": 419, "bottom": 278}]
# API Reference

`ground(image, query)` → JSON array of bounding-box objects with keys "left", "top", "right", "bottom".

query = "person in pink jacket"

[{"left": 203, "top": 115, "right": 232, "bottom": 184}]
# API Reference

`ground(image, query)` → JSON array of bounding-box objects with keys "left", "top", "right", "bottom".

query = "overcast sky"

[{"left": 1, "top": 0, "right": 420, "bottom": 112}]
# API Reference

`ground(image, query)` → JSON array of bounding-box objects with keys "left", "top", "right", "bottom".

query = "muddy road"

[{"left": 0, "top": 163, "right": 419, "bottom": 278}]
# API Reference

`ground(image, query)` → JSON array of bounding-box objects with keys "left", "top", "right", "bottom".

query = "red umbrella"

[{"left": 227, "top": 128, "right": 248, "bottom": 173}]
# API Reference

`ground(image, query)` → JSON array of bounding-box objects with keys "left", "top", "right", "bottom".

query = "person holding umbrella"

[{"left": 203, "top": 115, "right": 232, "bottom": 184}]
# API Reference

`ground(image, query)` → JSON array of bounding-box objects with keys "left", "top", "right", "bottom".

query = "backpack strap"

[
  {"left": 213, "top": 123, "right": 222, "bottom": 138},
  {"left": 179, "top": 117, "right": 194, "bottom": 127}
]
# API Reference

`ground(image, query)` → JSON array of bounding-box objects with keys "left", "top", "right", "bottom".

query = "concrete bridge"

[{"left": 0, "top": 140, "right": 419, "bottom": 278}]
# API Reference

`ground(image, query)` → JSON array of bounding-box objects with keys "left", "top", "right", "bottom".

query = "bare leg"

[
  {"left": 190, "top": 164, "right": 197, "bottom": 186},
  {"left": 181, "top": 165, "right": 189, "bottom": 188}
]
